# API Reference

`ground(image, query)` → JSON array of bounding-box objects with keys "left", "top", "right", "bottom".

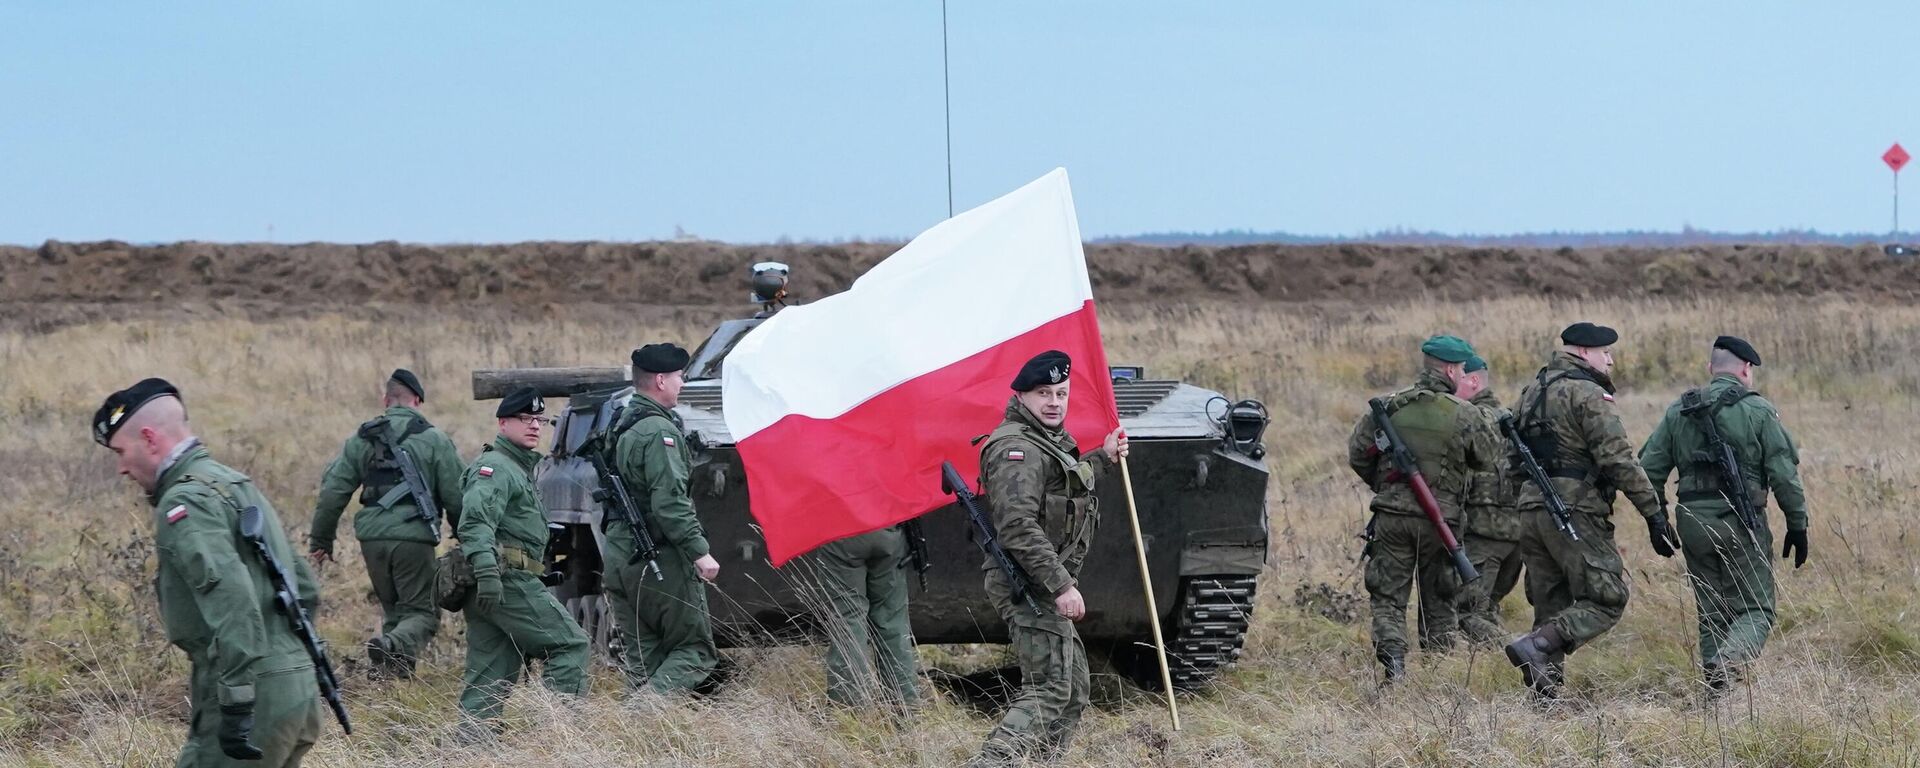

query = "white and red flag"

[{"left": 723, "top": 168, "right": 1119, "bottom": 565}]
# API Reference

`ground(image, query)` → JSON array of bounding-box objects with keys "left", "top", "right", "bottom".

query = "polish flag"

[{"left": 723, "top": 169, "right": 1120, "bottom": 565}]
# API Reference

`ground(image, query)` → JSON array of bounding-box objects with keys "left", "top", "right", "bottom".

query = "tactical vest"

[
  {"left": 1514, "top": 368, "right": 1600, "bottom": 486},
  {"left": 1378, "top": 390, "right": 1466, "bottom": 496},
  {"left": 356, "top": 415, "right": 431, "bottom": 507},
  {"left": 598, "top": 403, "right": 674, "bottom": 517},
  {"left": 1677, "top": 386, "right": 1763, "bottom": 497}
]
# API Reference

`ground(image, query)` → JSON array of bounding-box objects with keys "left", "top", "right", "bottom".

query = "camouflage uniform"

[
  {"left": 972, "top": 398, "right": 1110, "bottom": 765},
  {"left": 603, "top": 393, "right": 719, "bottom": 694},
  {"left": 1457, "top": 389, "right": 1526, "bottom": 644},
  {"left": 1640, "top": 374, "right": 1808, "bottom": 676},
  {"left": 796, "top": 526, "right": 920, "bottom": 708},
  {"left": 1511, "top": 352, "right": 1664, "bottom": 666},
  {"left": 1347, "top": 368, "right": 1497, "bottom": 668},
  {"left": 457, "top": 435, "right": 590, "bottom": 723},
  {"left": 309, "top": 404, "right": 464, "bottom": 676},
  {"left": 152, "top": 441, "right": 325, "bottom": 767}
]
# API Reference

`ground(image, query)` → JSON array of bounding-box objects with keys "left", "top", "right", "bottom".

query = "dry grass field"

[{"left": 2, "top": 290, "right": 1919, "bottom": 766}]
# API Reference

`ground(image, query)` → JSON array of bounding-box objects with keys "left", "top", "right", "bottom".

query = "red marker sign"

[{"left": 1887, "top": 143, "right": 1910, "bottom": 173}]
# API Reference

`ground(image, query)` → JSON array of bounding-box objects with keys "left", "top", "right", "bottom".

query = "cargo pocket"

[
  {"left": 1579, "top": 548, "right": 1629, "bottom": 610},
  {"left": 1042, "top": 495, "right": 1071, "bottom": 544}
]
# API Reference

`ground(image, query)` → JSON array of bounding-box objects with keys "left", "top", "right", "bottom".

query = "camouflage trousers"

[
  {"left": 180, "top": 651, "right": 322, "bottom": 767},
  {"left": 797, "top": 527, "right": 920, "bottom": 708},
  {"left": 359, "top": 539, "right": 440, "bottom": 668},
  {"left": 604, "top": 523, "right": 719, "bottom": 695},
  {"left": 973, "top": 597, "right": 1089, "bottom": 765},
  {"left": 1677, "top": 500, "right": 1776, "bottom": 670},
  {"left": 459, "top": 570, "right": 590, "bottom": 723},
  {"left": 1365, "top": 514, "right": 1463, "bottom": 659},
  {"left": 1517, "top": 505, "right": 1629, "bottom": 652},
  {"left": 1457, "top": 534, "right": 1524, "bottom": 645}
]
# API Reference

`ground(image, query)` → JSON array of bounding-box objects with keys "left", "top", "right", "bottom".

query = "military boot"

[
  {"left": 1378, "top": 653, "right": 1406, "bottom": 685},
  {"left": 366, "top": 636, "right": 413, "bottom": 680},
  {"left": 1504, "top": 625, "right": 1567, "bottom": 700},
  {"left": 1703, "top": 662, "right": 1738, "bottom": 701}
]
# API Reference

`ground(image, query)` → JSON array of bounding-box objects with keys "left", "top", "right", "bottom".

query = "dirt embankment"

[{"left": 3, "top": 240, "right": 1915, "bottom": 315}]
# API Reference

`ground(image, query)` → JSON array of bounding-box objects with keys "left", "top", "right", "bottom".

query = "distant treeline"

[{"left": 1095, "top": 227, "right": 1911, "bottom": 248}]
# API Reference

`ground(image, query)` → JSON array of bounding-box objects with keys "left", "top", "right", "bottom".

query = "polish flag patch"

[
  {"left": 478, "top": 466, "right": 494, "bottom": 478},
  {"left": 1007, "top": 450, "right": 1025, "bottom": 461},
  {"left": 663, "top": 436, "right": 676, "bottom": 447},
  {"left": 165, "top": 505, "right": 189, "bottom": 524},
  {"left": 1602, "top": 394, "right": 1615, "bottom": 402}
]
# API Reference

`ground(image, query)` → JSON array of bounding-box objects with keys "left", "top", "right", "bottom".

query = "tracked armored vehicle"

[{"left": 472, "top": 267, "right": 1271, "bottom": 690}]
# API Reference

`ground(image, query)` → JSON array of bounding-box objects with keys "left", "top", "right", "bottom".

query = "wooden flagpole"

[{"left": 1119, "top": 456, "right": 1181, "bottom": 731}]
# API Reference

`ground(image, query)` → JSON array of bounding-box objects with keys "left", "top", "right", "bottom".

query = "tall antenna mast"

[{"left": 942, "top": 0, "right": 954, "bottom": 218}]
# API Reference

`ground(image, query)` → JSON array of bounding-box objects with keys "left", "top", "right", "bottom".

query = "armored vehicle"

[{"left": 472, "top": 268, "right": 1271, "bottom": 690}]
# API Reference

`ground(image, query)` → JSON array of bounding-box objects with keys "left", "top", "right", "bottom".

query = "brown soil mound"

[{"left": 3, "top": 240, "right": 1914, "bottom": 314}]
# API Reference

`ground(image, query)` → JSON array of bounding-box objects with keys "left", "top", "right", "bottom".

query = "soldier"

[
  {"left": 968, "top": 350, "right": 1128, "bottom": 767},
  {"left": 602, "top": 343, "right": 723, "bottom": 695},
  {"left": 1505, "top": 322, "right": 1678, "bottom": 700},
  {"left": 307, "top": 369, "right": 464, "bottom": 679},
  {"left": 457, "top": 387, "right": 589, "bottom": 732},
  {"left": 795, "top": 525, "right": 921, "bottom": 711},
  {"left": 1347, "top": 335, "right": 1497, "bottom": 682},
  {"left": 92, "top": 378, "right": 325, "bottom": 766},
  {"left": 1639, "top": 336, "right": 1809, "bottom": 696},
  {"left": 1454, "top": 355, "right": 1527, "bottom": 645}
]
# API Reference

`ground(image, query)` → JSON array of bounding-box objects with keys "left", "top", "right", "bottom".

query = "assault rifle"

[
  {"left": 1368, "top": 398, "right": 1480, "bottom": 582},
  {"left": 1680, "top": 390, "right": 1764, "bottom": 546},
  {"left": 375, "top": 427, "right": 442, "bottom": 542},
  {"left": 578, "top": 429, "right": 663, "bottom": 581},
  {"left": 1498, "top": 414, "right": 1580, "bottom": 541},
  {"left": 898, "top": 517, "right": 930, "bottom": 590},
  {"left": 942, "top": 460, "right": 1044, "bottom": 616},
  {"left": 237, "top": 505, "right": 351, "bottom": 734}
]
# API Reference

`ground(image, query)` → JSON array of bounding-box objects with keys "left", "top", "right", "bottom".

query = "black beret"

[
  {"left": 92, "top": 377, "right": 181, "bottom": 446},
  {"left": 632, "top": 343, "right": 691, "bottom": 374},
  {"left": 1011, "top": 350, "right": 1072, "bottom": 392},
  {"left": 496, "top": 386, "right": 546, "bottom": 418},
  {"left": 389, "top": 368, "right": 425, "bottom": 401},
  {"left": 1713, "top": 335, "right": 1762, "bottom": 366},
  {"left": 1560, "top": 322, "right": 1619, "bottom": 348}
]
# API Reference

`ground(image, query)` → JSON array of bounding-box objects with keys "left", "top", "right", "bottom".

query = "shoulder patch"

[
  {"left": 663, "top": 436, "right": 676, "bottom": 447},
  {"left": 478, "top": 466, "right": 494, "bottom": 478},
  {"left": 1601, "top": 393, "right": 1614, "bottom": 402},
  {"left": 165, "top": 505, "right": 189, "bottom": 524},
  {"left": 1007, "top": 449, "right": 1025, "bottom": 461}
]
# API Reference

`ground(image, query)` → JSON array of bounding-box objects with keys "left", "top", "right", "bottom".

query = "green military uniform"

[
  {"left": 309, "top": 404, "right": 464, "bottom": 675},
  {"left": 1508, "top": 347, "right": 1666, "bottom": 690},
  {"left": 797, "top": 526, "right": 920, "bottom": 708},
  {"left": 154, "top": 441, "right": 326, "bottom": 767},
  {"left": 603, "top": 392, "right": 719, "bottom": 694},
  {"left": 1458, "top": 388, "right": 1526, "bottom": 644},
  {"left": 457, "top": 434, "right": 589, "bottom": 723},
  {"left": 972, "top": 398, "right": 1110, "bottom": 765},
  {"left": 1347, "top": 366, "right": 1496, "bottom": 672},
  {"left": 1640, "top": 372, "right": 1808, "bottom": 679}
]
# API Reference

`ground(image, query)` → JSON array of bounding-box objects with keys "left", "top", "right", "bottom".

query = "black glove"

[
  {"left": 218, "top": 703, "right": 264, "bottom": 760},
  {"left": 1646, "top": 514, "right": 1679, "bottom": 558},
  {"left": 1782, "top": 529, "right": 1809, "bottom": 568}
]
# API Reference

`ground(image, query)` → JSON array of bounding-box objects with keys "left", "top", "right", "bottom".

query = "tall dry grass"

[{"left": 1, "top": 296, "right": 1917, "bottom": 766}]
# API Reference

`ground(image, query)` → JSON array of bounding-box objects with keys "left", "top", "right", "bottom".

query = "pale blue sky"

[{"left": 1, "top": 2, "right": 1912, "bottom": 244}]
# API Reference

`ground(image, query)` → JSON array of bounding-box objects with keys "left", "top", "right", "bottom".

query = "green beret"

[
  {"left": 93, "top": 377, "right": 181, "bottom": 446},
  {"left": 496, "top": 387, "right": 546, "bottom": 418},
  {"left": 1419, "top": 335, "right": 1476, "bottom": 364},
  {"left": 1464, "top": 356, "right": 1488, "bottom": 373}
]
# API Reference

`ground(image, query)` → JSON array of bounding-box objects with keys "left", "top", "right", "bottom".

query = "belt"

[
  {"left": 1547, "top": 467, "right": 1596, "bottom": 482},
  {"left": 496, "top": 546, "right": 543, "bottom": 574}
]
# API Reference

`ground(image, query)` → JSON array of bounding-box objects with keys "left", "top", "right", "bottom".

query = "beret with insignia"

[
  {"left": 1560, "top": 321, "right": 1619, "bottom": 348},
  {"left": 1713, "top": 335, "right": 1762, "bottom": 366},
  {"left": 1011, "top": 350, "right": 1072, "bottom": 392},
  {"left": 1419, "top": 335, "right": 1476, "bottom": 364},
  {"left": 93, "top": 377, "right": 181, "bottom": 446},
  {"left": 389, "top": 368, "right": 426, "bottom": 401},
  {"left": 496, "top": 386, "right": 546, "bottom": 418},
  {"left": 1464, "top": 355, "right": 1488, "bottom": 374},
  {"left": 632, "top": 343, "right": 691, "bottom": 374}
]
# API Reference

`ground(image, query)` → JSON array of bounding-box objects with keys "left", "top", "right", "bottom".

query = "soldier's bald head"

[
  {"left": 119, "top": 395, "right": 190, "bottom": 444},
  {"left": 1708, "top": 347, "right": 1744, "bottom": 374}
]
